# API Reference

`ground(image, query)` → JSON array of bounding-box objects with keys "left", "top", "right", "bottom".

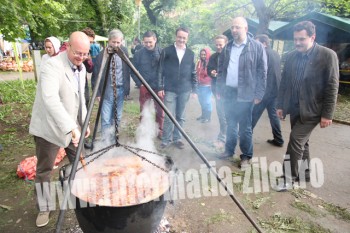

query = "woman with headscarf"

[
  {"left": 41, "top": 36, "right": 60, "bottom": 66},
  {"left": 196, "top": 47, "right": 212, "bottom": 123}
]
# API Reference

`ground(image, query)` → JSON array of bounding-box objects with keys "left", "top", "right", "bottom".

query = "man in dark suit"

[
  {"left": 276, "top": 21, "right": 339, "bottom": 191},
  {"left": 252, "top": 34, "right": 284, "bottom": 147},
  {"left": 29, "top": 31, "right": 91, "bottom": 227},
  {"left": 157, "top": 27, "right": 198, "bottom": 149}
]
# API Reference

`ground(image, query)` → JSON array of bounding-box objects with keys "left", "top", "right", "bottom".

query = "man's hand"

[
  {"left": 85, "top": 126, "right": 91, "bottom": 138},
  {"left": 320, "top": 117, "right": 332, "bottom": 128},
  {"left": 276, "top": 109, "right": 284, "bottom": 119},
  {"left": 71, "top": 128, "right": 81, "bottom": 147},
  {"left": 191, "top": 93, "right": 198, "bottom": 99},
  {"left": 211, "top": 70, "right": 217, "bottom": 77},
  {"left": 254, "top": 98, "right": 261, "bottom": 105},
  {"left": 158, "top": 90, "right": 164, "bottom": 98}
]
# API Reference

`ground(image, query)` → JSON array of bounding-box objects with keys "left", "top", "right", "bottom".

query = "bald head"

[
  {"left": 231, "top": 17, "right": 248, "bottom": 44},
  {"left": 67, "top": 31, "right": 90, "bottom": 66}
]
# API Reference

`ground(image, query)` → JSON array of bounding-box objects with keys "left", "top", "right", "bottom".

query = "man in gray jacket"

[
  {"left": 276, "top": 21, "right": 339, "bottom": 191},
  {"left": 217, "top": 17, "right": 267, "bottom": 170},
  {"left": 29, "top": 31, "right": 91, "bottom": 227}
]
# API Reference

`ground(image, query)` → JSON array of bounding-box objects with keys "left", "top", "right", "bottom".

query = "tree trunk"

[
  {"left": 143, "top": 0, "right": 158, "bottom": 25},
  {"left": 251, "top": 0, "right": 273, "bottom": 35}
]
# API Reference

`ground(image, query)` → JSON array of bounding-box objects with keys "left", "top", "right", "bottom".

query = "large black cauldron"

[
  {"left": 59, "top": 155, "right": 173, "bottom": 233},
  {"left": 74, "top": 196, "right": 167, "bottom": 233}
]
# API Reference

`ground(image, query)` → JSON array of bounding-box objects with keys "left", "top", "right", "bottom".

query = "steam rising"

[
  {"left": 78, "top": 99, "right": 161, "bottom": 170},
  {"left": 134, "top": 100, "right": 158, "bottom": 151}
]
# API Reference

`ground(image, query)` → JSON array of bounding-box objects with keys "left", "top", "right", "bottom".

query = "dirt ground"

[{"left": 0, "top": 71, "right": 350, "bottom": 233}]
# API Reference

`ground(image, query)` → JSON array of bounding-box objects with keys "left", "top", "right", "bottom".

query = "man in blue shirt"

[{"left": 217, "top": 17, "right": 267, "bottom": 170}]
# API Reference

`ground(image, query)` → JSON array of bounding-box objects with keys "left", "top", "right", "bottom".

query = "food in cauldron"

[{"left": 71, "top": 153, "right": 172, "bottom": 207}]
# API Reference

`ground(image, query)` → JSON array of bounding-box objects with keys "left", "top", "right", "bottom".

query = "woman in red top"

[{"left": 196, "top": 48, "right": 212, "bottom": 123}]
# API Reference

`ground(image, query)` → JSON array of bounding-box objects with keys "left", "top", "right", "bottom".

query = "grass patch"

[
  {"left": 123, "top": 100, "right": 140, "bottom": 115},
  {"left": 205, "top": 208, "right": 234, "bottom": 225},
  {"left": 0, "top": 79, "right": 36, "bottom": 104},
  {"left": 259, "top": 213, "right": 331, "bottom": 233},
  {"left": 335, "top": 92, "right": 350, "bottom": 122},
  {"left": 291, "top": 200, "right": 320, "bottom": 217},
  {"left": 322, "top": 202, "right": 350, "bottom": 222},
  {"left": 251, "top": 196, "right": 271, "bottom": 210}
]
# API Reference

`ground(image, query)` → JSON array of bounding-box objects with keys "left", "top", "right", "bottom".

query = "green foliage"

[
  {"left": 1, "top": 0, "right": 349, "bottom": 48},
  {"left": 0, "top": 80, "right": 36, "bottom": 104},
  {"left": 0, "top": 0, "right": 67, "bottom": 41}
]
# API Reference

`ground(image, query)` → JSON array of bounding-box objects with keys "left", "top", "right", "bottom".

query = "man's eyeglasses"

[{"left": 69, "top": 44, "right": 89, "bottom": 58}]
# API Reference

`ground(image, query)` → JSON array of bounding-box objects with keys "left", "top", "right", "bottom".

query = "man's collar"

[
  {"left": 68, "top": 59, "right": 82, "bottom": 72},
  {"left": 233, "top": 37, "right": 247, "bottom": 47},
  {"left": 300, "top": 42, "right": 316, "bottom": 57},
  {"left": 174, "top": 42, "right": 186, "bottom": 50}
]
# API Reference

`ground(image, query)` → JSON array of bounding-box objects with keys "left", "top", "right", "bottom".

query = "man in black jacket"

[
  {"left": 207, "top": 35, "right": 228, "bottom": 148},
  {"left": 252, "top": 34, "right": 284, "bottom": 147},
  {"left": 132, "top": 31, "right": 163, "bottom": 138},
  {"left": 157, "top": 27, "right": 198, "bottom": 149}
]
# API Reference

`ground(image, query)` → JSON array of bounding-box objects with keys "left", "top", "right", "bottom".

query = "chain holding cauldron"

[{"left": 77, "top": 51, "right": 170, "bottom": 174}]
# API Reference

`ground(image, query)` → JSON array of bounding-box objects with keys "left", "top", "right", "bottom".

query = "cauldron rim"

[{"left": 63, "top": 154, "right": 174, "bottom": 208}]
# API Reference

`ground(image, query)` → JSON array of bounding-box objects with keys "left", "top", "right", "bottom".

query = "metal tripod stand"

[{"left": 55, "top": 45, "right": 264, "bottom": 233}]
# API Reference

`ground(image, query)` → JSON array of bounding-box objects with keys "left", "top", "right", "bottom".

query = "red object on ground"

[
  {"left": 17, "top": 148, "right": 66, "bottom": 180},
  {"left": 17, "top": 156, "right": 37, "bottom": 180}
]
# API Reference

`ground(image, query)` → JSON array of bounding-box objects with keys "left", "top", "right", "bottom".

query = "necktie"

[{"left": 73, "top": 66, "right": 83, "bottom": 127}]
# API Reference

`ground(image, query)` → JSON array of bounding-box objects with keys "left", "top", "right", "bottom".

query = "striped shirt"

[{"left": 291, "top": 43, "right": 316, "bottom": 106}]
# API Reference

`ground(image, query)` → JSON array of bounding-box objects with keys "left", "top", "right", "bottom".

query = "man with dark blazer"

[
  {"left": 29, "top": 31, "right": 91, "bottom": 227},
  {"left": 91, "top": 29, "right": 130, "bottom": 142},
  {"left": 157, "top": 27, "right": 198, "bottom": 149},
  {"left": 276, "top": 21, "right": 339, "bottom": 191}
]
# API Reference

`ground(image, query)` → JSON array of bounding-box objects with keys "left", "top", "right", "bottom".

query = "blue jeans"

[
  {"left": 214, "top": 94, "right": 226, "bottom": 142},
  {"left": 252, "top": 97, "right": 284, "bottom": 144},
  {"left": 162, "top": 91, "right": 191, "bottom": 144},
  {"left": 101, "top": 87, "right": 124, "bottom": 140},
  {"left": 198, "top": 85, "right": 212, "bottom": 115},
  {"left": 224, "top": 89, "right": 254, "bottom": 159}
]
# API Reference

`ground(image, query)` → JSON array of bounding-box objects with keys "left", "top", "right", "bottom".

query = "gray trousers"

[{"left": 284, "top": 113, "right": 318, "bottom": 180}]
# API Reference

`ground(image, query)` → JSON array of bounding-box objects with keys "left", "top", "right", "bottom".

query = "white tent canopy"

[{"left": 94, "top": 35, "right": 108, "bottom": 42}]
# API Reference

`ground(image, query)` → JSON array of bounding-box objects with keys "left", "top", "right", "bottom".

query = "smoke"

[{"left": 133, "top": 99, "right": 158, "bottom": 151}]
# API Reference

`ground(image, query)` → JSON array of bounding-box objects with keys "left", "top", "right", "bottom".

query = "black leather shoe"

[
  {"left": 84, "top": 142, "right": 92, "bottom": 149},
  {"left": 267, "top": 139, "right": 283, "bottom": 147},
  {"left": 295, "top": 169, "right": 310, "bottom": 182},
  {"left": 196, "top": 116, "right": 203, "bottom": 121}
]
